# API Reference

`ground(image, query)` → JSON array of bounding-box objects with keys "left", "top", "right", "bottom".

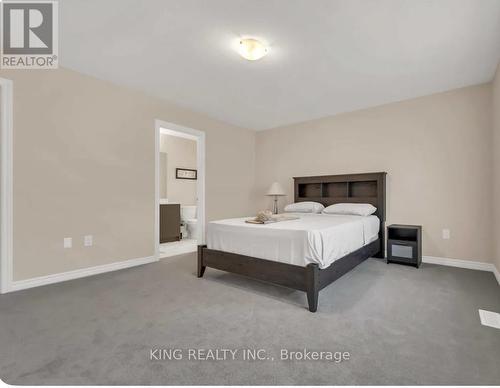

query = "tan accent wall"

[
  {"left": 255, "top": 84, "right": 494, "bottom": 263},
  {"left": 159, "top": 134, "right": 197, "bottom": 205},
  {"left": 0, "top": 68, "right": 256, "bottom": 281},
  {"left": 493, "top": 64, "right": 500, "bottom": 271}
]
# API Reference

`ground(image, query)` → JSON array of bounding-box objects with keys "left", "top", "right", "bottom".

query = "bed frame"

[{"left": 197, "top": 172, "right": 386, "bottom": 312}]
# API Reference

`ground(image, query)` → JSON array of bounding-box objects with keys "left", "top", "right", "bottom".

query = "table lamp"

[{"left": 266, "top": 182, "right": 286, "bottom": 214}]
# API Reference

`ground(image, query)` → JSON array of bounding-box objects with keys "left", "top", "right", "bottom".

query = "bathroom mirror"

[{"left": 159, "top": 152, "right": 168, "bottom": 199}]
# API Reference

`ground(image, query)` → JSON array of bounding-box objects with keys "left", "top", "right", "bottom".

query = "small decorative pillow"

[
  {"left": 284, "top": 201, "right": 324, "bottom": 214},
  {"left": 255, "top": 210, "right": 273, "bottom": 222},
  {"left": 322, "top": 203, "right": 376, "bottom": 216}
]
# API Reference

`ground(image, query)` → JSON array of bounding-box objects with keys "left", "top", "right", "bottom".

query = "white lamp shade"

[{"left": 266, "top": 182, "right": 286, "bottom": 196}]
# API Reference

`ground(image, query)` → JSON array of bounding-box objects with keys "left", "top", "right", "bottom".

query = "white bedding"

[{"left": 207, "top": 213, "right": 380, "bottom": 269}]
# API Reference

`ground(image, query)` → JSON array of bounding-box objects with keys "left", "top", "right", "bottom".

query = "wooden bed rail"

[{"left": 197, "top": 240, "right": 379, "bottom": 312}]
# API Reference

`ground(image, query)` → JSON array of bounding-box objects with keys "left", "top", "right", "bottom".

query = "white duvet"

[{"left": 207, "top": 213, "right": 380, "bottom": 269}]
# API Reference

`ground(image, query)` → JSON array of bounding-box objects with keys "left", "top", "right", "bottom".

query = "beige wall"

[
  {"left": 1, "top": 66, "right": 498, "bottom": 282},
  {"left": 255, "top": 84, "right": 494, "bottom": 263},
  {"left": 493, "top": 64, "right": 500, "bottom": 271},
  {"left": 0, "top": 68, "right": 255, "bottom": 281},
  {"left": 159, "top": 134, "right": 197, "bottom": 205}
]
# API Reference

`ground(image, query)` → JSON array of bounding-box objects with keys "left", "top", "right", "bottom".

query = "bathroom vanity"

[{"left": 160, "top": 203, "right": 181, "bottom": 243}]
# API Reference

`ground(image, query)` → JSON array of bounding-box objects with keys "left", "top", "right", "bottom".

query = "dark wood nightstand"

[{"left": 387, "top": 224, "right": 422, "bottom": 268}]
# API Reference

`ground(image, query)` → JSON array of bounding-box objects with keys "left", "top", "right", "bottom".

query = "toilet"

[{"left": 181, "top": 205, "right": 197, "bottom": 240}]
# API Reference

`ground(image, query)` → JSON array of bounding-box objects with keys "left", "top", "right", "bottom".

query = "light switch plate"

[
  {"left": 84, "top": 235, "right": 93, "bottom": 247},
  {"left": 442, "top": 229, "right": 450, "bottom": 239},
  {"left": 63, "top": 237, "right": 72, "bottom": 248}
]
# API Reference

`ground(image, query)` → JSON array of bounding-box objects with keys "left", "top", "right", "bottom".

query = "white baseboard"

[
  {"left": 423, "top": 256, "right": 499, "bottom": 285},
  {"left": 493, "top": 264, "right": 500, "bottom": 285},
  {"left": 6, "top": 254, "right": 498, "bottom": 292},
  {"left": 9, "top": 255, "right": 158, "bottom": 292},
  {"left": 422, "top": 255, "right": 493, "bottom": 271}
]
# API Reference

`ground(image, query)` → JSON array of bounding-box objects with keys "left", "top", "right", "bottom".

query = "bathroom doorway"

[{"left": 155, "top": 120, "right": 205, "bottom": 259}]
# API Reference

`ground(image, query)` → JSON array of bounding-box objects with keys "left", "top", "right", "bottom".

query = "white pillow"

[
  {"left": 322, "top": 203, "right": 376, "bottom": 216},
  {"left": 284, "top": 201, "right": 324, "bottom": 214}
]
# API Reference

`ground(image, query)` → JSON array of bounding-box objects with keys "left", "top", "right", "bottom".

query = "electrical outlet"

[
  {"left": 442, "top": 229, "right": 450, "bottom": 240},
  {"left": 84, "top": 235, "right": 93, "bottom": 247},
  {"left": 63, "top": 237, "right": 72, "bottom": 248}
]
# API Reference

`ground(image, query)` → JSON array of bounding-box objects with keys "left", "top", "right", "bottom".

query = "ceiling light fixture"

[{"left": 238, "top": 38, "right": 268, "bottom": 61}]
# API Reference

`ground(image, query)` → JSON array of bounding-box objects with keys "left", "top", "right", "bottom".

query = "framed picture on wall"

[{"left": 176, "top": 168, "right": 197, "bottom": 180}]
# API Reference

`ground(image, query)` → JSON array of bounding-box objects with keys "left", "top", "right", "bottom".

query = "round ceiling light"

[{"left": 238, "top": 38, "right": 268, "bottom": 61}]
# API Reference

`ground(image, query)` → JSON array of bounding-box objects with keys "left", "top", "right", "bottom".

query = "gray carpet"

[{"left": 0, "top": 254, "right": 499, "bottom": 385}]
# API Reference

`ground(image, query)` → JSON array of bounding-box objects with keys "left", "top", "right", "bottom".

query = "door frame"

[
  {"left": 154, "top": 120, "right": 206, "bottom": 258},
  {"left": 0, "top": 78, "right": 13, "bottom": 294}
]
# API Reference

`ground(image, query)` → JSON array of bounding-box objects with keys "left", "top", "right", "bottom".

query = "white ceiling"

[{"left": 60, "top": 0, "right": 500, "bottom": 130}]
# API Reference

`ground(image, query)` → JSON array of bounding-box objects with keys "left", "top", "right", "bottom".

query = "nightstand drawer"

[{"left": 388, "top": 240, "right": 418, "bottom": 260}]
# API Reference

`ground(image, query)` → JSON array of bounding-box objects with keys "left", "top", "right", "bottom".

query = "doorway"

[{"left": 155, "top": 120, "right": 205, "bottom": 259}]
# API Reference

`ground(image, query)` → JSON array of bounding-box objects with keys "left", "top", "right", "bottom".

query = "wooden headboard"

[
  {"left": 293, "top": 172, "right": 387, "bottom": 258},
  {"left": 293, "top": 172, "right": 386, "bottom": 220}
]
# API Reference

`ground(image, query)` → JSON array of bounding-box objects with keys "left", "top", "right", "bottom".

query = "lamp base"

[{"left": 273, "top": 197, "right": 279, "bottom": 214}]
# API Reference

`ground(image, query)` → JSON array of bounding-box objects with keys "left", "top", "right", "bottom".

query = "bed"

[{"left": 198, "top": 172, "right": 386, "bottom": 312}]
